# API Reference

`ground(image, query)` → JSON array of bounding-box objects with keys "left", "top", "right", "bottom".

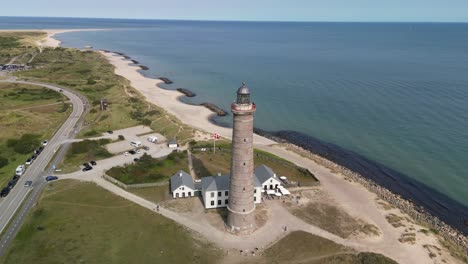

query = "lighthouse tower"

[{"left": 227, "top": 82, "right": 257, "bottom": 235}]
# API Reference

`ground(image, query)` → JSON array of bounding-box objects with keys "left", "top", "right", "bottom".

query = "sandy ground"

[{"left": 31, "top": 30, "right": 464, "bottom": 264}]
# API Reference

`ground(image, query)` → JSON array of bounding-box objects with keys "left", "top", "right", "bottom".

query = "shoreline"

[
  {"left": 100, "top": 49, "right": 468, "bottom": 250},
  {"left": 15, "top": 29, "right": 467, "bottom": 257}
]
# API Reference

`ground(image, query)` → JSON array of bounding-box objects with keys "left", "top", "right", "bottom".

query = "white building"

[
  {"left": 254, "top": 165, "right": 283, "bottom": 191},
  {"left": 170, "top": 165, "right": 284, "bottom": 209},
  {"left": 168, "top": 139, "right": 178, "bottom": 149},
  {"left": 200, "top": 175, "right": 262, "bottom": 209},
  {"left": 170, "top": 170, "right": 196, "bottom": 198}
]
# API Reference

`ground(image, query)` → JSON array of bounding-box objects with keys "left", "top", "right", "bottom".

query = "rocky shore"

[
  {"left": 284, "top": 142, "right": 468, "bottom": 254},
  {"left": 177, "top": 88, "right": 196, "bottom": 97},
  {"left": 200, "top": 102, "right": 227, "bottom": 116}
]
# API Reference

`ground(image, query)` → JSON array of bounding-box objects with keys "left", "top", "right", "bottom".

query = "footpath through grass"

[
  {"left": 0, "top": 83, "right": 70, "bottom": 188},
  {"left": 0, "top": 180, "right": 222, "bottom": 264},
  {"left": 107, "top": 152, "right": 188, "bottom": 184}
]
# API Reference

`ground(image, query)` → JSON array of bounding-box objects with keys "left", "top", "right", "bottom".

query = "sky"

[{"left": 1, "top": 0, "right": 468, "bottom": 22}]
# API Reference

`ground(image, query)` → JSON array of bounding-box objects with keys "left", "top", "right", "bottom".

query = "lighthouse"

[{"left": 226, "top": 82, "right": 257, "bottom": 235}]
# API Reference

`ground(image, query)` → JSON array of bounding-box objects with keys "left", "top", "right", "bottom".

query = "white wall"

[
  {"left": 172, "top": 185, "right": 196, "bottom": 199},
  {"left": 261, "top": 177, "right": 282, "bottom": 190}
]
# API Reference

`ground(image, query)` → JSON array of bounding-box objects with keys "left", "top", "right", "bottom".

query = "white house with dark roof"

[
  {"left": 254, "top": 165, "right": 283, "bottom": 191},
  {"left": 200, "top": 175, "right": 262, "bottom": 209},
  {"left": 170, "top": 165, "right": 284, "bottom": 209},
  {"left": 170, "top": 170, "right": 196, "bottom": 198}
]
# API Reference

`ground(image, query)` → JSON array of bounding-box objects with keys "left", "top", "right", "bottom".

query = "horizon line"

[{"left": 1, "top": 15, "right": 468, "bottom": 24}]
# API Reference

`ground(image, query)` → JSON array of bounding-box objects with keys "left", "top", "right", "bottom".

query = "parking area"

[{"left": 105, "top": 132, "right": 166, "bottom": 154}]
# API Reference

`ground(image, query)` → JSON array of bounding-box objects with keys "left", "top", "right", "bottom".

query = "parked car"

[
  {"left": 143, "top": 146, "right": 150, "bottom": 151},
  {"left": 83, "top": 163, "right": 90, "bottom": 167},
  {"left": 135, "top": 149, "right": 141, "bottom": 154},
  {"left": 129, "top": 150, "right": 136, "bottom": 155},
  {"left": 24, "top": 181, "right": 33, "bottom": 187},
  {"left": 25, "top": 158, "right": 32, "bottom": 165},
  {"left": 42, "top": 140, "right": 48, "bottom": 146},
  {"left": 31, "top": 155, "right": 37, "bottom": 161},
  {"left": 59, "top": 89, "right": 63, "bottom": 92},
  {"left": 82, "top": 166, "right": 93, "bottom": 172},
  {"left": 38, "top": 146, "right": 44, "bottom": 151},
  {"left": 90, "top": 160, "right": 97, "bottom": 166},
  {"left": 107, "top": 130, "right": 113, "bottom": 134},
  {"left": 45, "top": 176, "right": 58, "bottom": 182},
  {"left": 0, "top": 187, "right": 10, "bottom": 197},
  {"left": 133, "top": 158, "right": 140, "bottom": 162}
]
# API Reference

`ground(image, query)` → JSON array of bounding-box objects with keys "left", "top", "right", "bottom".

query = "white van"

[
  {"left": 16, "top": 165, "right": 25, "bottom": 176},
  {"left": 130, "top": 141, "right": 142, "bottom": 147}
]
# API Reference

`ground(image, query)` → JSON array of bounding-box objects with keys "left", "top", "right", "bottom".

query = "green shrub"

[
  {"left": 7, "top": 134, "right": 41, "bottom": 154},
  {"left": 0, "top": 156, "right": 9, "bottom": 168}
]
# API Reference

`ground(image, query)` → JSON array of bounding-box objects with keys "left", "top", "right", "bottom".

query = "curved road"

[{"left": 0, "top": 79, "right": 88, "bottom": 255}]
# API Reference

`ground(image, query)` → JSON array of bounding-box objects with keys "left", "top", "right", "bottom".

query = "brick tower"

[{"left": 227, "top": 82, "right": 257, "bottom": 235}]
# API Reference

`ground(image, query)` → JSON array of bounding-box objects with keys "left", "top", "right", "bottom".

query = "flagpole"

[{"left": 213, "top": 135, "right": 216, "bottom": 154}]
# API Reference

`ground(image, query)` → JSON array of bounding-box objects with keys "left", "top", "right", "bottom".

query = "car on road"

[
  {"left": 25, "top": 158, "right": 32, "bottom": 165},
  {"left": 24, "top": 181, "right": 33, "bottom": 187},
  {"left": 83, "top": 162, "right": 90, "bottom": 167},
  {"left": 90, "top": 160, "right": 97, "bottom": 166},
  {"left": 82, "top": 166, "right": 93, "bottom": 172},
  {"left": 42, "top": 140, "right": 48, "bottom": 146},
  {"left": 129, "top": 150, "right": 136, "bottom": 155},
  {"left": 45, "top": 176, "right": 58, "bottom": 182},
  {"left": 133, "top": 158, "right": 140, "bottom": 162},
  {"left": 0, "top": 187, "right": 10, "bottom": 197}
]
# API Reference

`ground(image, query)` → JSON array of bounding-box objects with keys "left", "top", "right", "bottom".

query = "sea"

[{"left": 0, "top": 17, "right": 467, "bottom": 233}]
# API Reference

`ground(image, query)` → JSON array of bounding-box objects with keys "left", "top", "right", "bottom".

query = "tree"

[{"left": 0, "top": 156, "right": 8, "bottom": 168}]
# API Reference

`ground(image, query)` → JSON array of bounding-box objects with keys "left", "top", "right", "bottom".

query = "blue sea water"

[{"left": 1, "top": 17, "right": 467, "bottom": 231}]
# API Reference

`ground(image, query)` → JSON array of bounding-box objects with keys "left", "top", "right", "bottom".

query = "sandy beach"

[{"left": 2, "top": 29, "right": 463, "bottom": 263}]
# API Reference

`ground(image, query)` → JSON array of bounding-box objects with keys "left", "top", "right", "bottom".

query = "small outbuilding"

[
  {"left": 170, "top": 170, "right": 196, "bottom": 198},
  {"left": 168, "top": 138, "right": 178, "bottom": 149}
]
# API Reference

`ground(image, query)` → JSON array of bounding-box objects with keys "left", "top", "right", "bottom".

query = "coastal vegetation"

[
  {"left": 254, "top": 231, "right": 397, "bottom": 264},
  {"left": 0, "top": 83, "right": 70, "bottom": 187},
  {"left": 107, "top": 152, "right": 189, "bottom": 184},
  {"left": 0, "top": 180, "right": 222, "bottom": 264},
  {"left": 13, "top": 47, "right": 193, "bottom": 143},
  {"left": 0, "top": 31, "right": 44, "bottom": 64},
  {"left": 60, "top": 139, "right": 113, "bottom": 173}
]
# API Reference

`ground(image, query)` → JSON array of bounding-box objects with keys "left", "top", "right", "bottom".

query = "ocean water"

[{"left": 1, "top": 17, "right": 467, "bottom": 231}]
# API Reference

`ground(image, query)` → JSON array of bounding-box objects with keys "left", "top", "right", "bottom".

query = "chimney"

[{"left": 179, "top": 172, "right": 182, "bottom": 177}]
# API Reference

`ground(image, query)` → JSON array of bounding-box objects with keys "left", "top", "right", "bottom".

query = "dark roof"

[
  {"left": 201, "top": 175, "right": 230, "bottom": 192},
  {"left": 254, "top": 165, "right": 278, "bottom": 184},
  {"left": 237, "top": 82, "right": 250, "bottom": 95},
  {"left": 170, "top": 170, "right": 194, "bottom": 192}
]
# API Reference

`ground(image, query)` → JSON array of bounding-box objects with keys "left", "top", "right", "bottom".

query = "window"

[
  {"left": 243, "top": 187, "right": 245, "bottom": 192},
  {"left": 211, "top": 201, "right": 214, "bottom": 206},
  {"left": 188, "top": 192, "right": 191, "bottom": 196},
  {"left": 254, "top": 197, "right": 257, "bottom": 202},
  {"left": 254, "top": 189, "right": 256, "bottom": 193},
  {"left": 243, "top": 162, "right": 246, "bottom": 166},
  {"left": 225, "top": 191, "right": 228, "bottom": 196},
  {"left": 218, "top": 200, "right": 221, "bottom": 205},
  {"left": 211, "top": 192, "right": 214, "bottom": 198},
  {"left": 182, "top": 187, "right": 185, "bottom": 190},
  {"left": 244, "top": 138, "right": 247, "bottom": 142},
  {"left": 243, "top": 209, "right": 245, "bottom": 212},
  {"left": 218, "top": 191, "right": 221, "bottom": 196},
  {"left": 225, "top": 199, "right": 228, "bottom": 204}
]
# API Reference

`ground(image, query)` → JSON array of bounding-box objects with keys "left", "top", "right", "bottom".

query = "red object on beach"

[{"left": 213, "top": 133, "right": 220, "bottom": 140}]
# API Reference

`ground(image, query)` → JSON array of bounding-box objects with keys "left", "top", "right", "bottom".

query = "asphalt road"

[{"left": 0, "top": 79, "right": 88, "bottom": 256}]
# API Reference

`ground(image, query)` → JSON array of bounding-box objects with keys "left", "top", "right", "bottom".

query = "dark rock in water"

[
  {"left": 177, "top": 88, "right": 196, "bottom": 97},
  {"left": 114, "top": 52, "right": 125, "bottom": 56},
  {"left": 200, "top": 103, "right": 227, "bottom": 116},
  {"left": 139, "top": 65, "right": 149, "bottom": 70},
  {"left": 130, "top": 59, "right": 139, "bottom": 64},
  {"left": 102, "top": 50, "right": 111, "bottom": 53},
  {"left": 159, "top": 77, "right": 173, "bottom": 84},
  {"left": 123, "top": 55, "right": 131, "bottom": 59}
]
